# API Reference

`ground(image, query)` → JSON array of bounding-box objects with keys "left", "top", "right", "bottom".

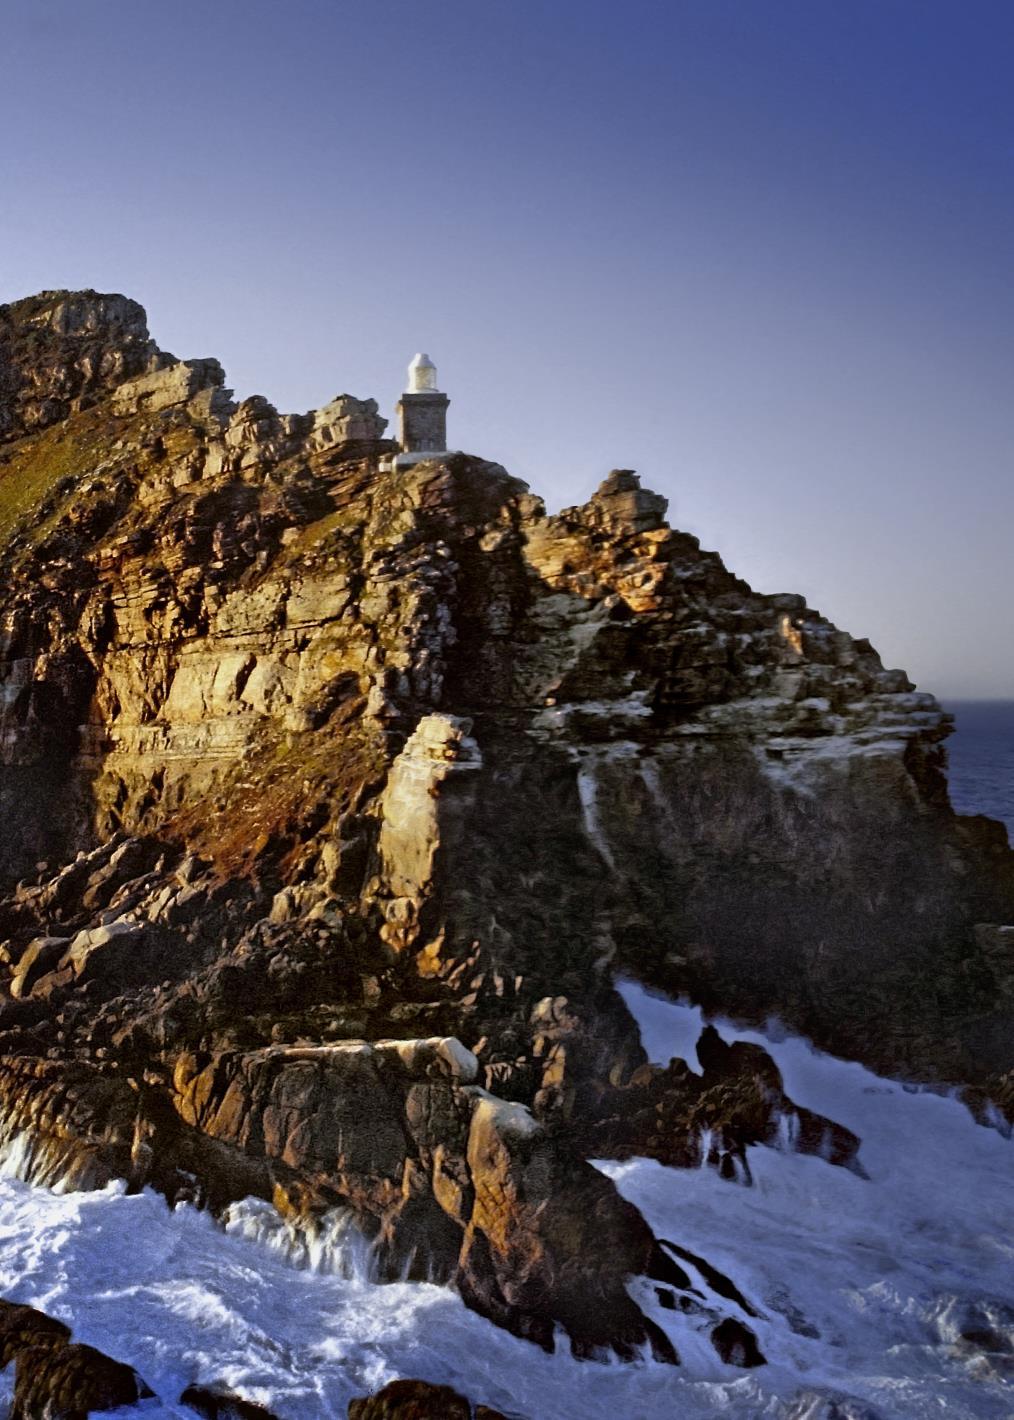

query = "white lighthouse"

[{"left": 396, "top": 353, "right": 450, "bottom": 459}]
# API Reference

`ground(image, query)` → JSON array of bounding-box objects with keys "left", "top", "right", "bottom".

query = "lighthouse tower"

[{"left": 396, "top": 353, "right": 449, "bottom": 457}]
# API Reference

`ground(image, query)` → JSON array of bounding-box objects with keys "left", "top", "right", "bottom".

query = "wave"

[{"left": 0, "top": 985, "right": 1009, "bottom": 1417}]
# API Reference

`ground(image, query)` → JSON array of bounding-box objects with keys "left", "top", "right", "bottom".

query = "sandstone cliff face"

[{"left": 0, "top": 290, "right": 1011, "bottom": 1358}]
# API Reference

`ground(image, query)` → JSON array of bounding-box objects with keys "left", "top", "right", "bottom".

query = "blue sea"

[{"left": 943, "top": 700, "right": 1014, "bottom": 837}]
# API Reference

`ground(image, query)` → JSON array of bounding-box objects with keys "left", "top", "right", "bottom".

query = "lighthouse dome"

[{"left": 407, "top": 352, "right": 439, "bottom": 393}]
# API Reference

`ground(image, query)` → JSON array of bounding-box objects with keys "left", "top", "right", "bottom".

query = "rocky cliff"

[{"left": 0, "top": 290, "right": 1010, "bottom": 1361}]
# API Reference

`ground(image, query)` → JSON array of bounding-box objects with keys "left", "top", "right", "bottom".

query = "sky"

[{"left": 2, "top": 0, "right": 1012, "bottom": 697}]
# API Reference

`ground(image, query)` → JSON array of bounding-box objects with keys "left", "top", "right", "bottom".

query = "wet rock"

[
  {"left": 0, "top": 1300, "right": 71, "bottom": 1365},
  {"left": 710, "top": 1316, "right": 765, "bottom": 1367},
  {"left": 169, "top": 1039, "right": 678, "bottom": 1356},
  {"left": 658, "top": 1241, "right": 758, "bottom": 1317},
  {"left": 0, "top": 1298, "right": 150, "bottom": 1420},
  {"left": 458, "top": 1090, "right": 678, "bottom": 1359},
  {"left": 11, "top": 1340, "right": 148, "bottom": 1419},
  {"left": 574, "top": 1028, "right": 861, "bottom": 1179},
  {"left": 348, "top": 1379, "right": 472, "bottom": 1418},
  {"left": 181, "top": 1383, "right": 282, "bottom": 1418}
]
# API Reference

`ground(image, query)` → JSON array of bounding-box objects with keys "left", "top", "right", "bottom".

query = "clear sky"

[{"left": 3, "top": 0, "right": 1012, "bottom": 696}]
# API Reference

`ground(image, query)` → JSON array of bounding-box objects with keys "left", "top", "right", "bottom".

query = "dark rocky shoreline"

[{"left": 0, "top": 1295, "right": 513, "bottom": 1418}]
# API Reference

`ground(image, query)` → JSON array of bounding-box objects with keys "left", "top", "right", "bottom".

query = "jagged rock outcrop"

[
  {"left": 0, "top": 290, "right": 1011, "bottom": 1360},
  {"left": 0, "top": 291, "right": 165, "bottom": 441}
]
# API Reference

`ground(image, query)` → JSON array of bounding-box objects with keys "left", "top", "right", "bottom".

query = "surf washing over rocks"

[{"left": 0, "top": 982, "right": 1010, "bottom": 1418}]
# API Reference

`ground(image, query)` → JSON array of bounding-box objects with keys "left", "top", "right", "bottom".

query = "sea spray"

[{"left": 0, "top": 990, "right": 1008, "bottom": 1416}]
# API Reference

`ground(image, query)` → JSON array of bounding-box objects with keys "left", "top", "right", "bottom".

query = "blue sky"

[{"left": 3, "top": 0, "right": 1012, "bottom": 695}]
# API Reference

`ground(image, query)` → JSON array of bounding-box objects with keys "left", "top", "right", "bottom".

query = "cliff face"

[{"left": 0, "top": 290, "right": 1011, "bottom": 1358}]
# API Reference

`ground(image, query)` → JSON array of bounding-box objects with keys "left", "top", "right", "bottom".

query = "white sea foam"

[
  {"left": 604, "top": 980, "right": 1014, "bottom": 1418},
  {"left": 0, "top": 984, "right": 1009, "bottom": 1418},
  {"left": 575, "top": 758, "right": 616, "bottom": 870}
]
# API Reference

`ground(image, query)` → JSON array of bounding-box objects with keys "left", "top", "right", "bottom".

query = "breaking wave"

[{"left": 0, "top": 984, "right": 1009, "bottom": 1417}]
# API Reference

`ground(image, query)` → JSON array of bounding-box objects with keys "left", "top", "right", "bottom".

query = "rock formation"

[
  {"left": 0, "top": 289, "right": 1011, "bottom": 1364},
  {"left": 180, "top": 1385, "right": 282, "bottom": 1419},
  {"left": 348, "top": 1378, "right": 508, "bottom": 1418},
  {"left": 0, "top": 1298, "right": 151, "bottom": 1418}
]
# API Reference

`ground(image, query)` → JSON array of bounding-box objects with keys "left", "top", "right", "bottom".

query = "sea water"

[
  {"left": 0, "top": 715, "right": 1010, "bottom": 1419},
  {"left": 944, "top": 700, "right": 1014, "bottom": 837}
]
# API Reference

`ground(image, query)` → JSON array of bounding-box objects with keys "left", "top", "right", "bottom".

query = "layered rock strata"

[{"left": 0, "top": 290, "right": 1011, "bottom": 1360}]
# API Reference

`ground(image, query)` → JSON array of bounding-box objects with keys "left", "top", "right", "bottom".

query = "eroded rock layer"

[{"left": 0, "top": 289, "right": 1011, "bottom": 1358}]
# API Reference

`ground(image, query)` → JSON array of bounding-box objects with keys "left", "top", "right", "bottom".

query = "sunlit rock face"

[{"left": 0, "top": 290, "right": 1011, "bottom": 1359}]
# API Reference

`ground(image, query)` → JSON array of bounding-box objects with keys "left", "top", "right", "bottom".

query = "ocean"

[
  {"left": 0, "top": 708, "right": 1010, "bottom": 1418},
  {"left": 944, "top": 700, "right": 1014, "bottom": 837}
]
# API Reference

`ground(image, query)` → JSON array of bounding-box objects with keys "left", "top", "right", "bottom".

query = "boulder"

[
  {"left": 348, "top": 1379, "right": 471, "bottom": 1419},
  {"left": 180, "top": 1383, "right": 282, "bottom": 1418},
  {"left": 711, "top": 1317, "right": 765, "bottom": 1368},
  {"left": 0, "top": 1300, "right": 71, "bottom": 1365},
  {"left": 0, "top": 1298, "right": 149, "bottom": 1420},
  {"left": 11, "top": 1341, "right": 147, "bottom": 1419}
]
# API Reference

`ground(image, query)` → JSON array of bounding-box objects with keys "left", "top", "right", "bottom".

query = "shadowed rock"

[
  {"left": 348, "top": 1378, "right": 507, "bottom": 1418},
  {"left": 0, "top": 1299, "right": 150, "bottom": 1419},
  {"left": 181, "top": 1384, "right": 282, "bottom": 1419}
]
